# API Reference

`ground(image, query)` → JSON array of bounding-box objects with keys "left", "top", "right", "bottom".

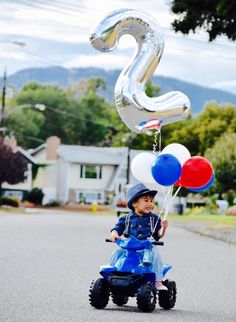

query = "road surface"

[{"left": 0, "top": 209, "right": 235, "bottom": 322}]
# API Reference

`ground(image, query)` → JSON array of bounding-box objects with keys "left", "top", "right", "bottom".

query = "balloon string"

[
  {"left": 155, "top": 187, "right": 170, "bottom": 232},
  {"left": 157, "top": 186, "right": 172, "bottom": 220},
  {"left": 163, "top": 186, "right": 181, "bottom": 220},
  {"left": 159, "top": 128, "right": 162, "bottom": 152},
  {"left": 152, "top": 129, "right": 161, "bottom": 154},
  {"left": 165, "top": 185, "right": 173, "bottom": 218},
  {"left": 164, "top": 185, "right": 173, "bottom": 220},
  {"left": 152, "top": 130, "right": 158, "bottom": 154},
  {"left": 156, "top": 186, "right": 173, "bottom": 234}
]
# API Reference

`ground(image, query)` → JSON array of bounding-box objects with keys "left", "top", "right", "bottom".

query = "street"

[{"left": 0, "top": 209, "right": 235, "bottom": 322}]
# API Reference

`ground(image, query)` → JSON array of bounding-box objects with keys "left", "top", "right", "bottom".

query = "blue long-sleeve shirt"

[{"left": 111, "top": 210, "right": 161, "bottom": 241}]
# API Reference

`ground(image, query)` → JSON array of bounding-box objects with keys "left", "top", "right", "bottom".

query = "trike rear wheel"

[{"left": 112, "top": 294, "right": 129, "bottom": 306}]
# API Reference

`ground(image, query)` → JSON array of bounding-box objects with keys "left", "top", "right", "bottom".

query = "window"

[
  {"left": 85, "top": 165, "right": 97, "bottom": 179},
  {"left": 80, "top": 165, "right": 102, "bottom": 179},
  {"left": 76, "top": 191, "right": 104, "bottom": 204}
]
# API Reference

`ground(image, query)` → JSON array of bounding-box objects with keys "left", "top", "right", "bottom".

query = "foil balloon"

[{"left": 90, "top": 8, "right": 191, "bottom": 133}]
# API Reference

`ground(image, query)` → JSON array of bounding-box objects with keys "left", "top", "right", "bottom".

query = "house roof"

[
  {"left": 29, "top": 143, "right": 46, "bottom": 156},
  {"left": 58, "top": 145, "right": 128, "bottom": 165},
  {"left": 13, "top": 146, "right": 37, "bottom": 164}
]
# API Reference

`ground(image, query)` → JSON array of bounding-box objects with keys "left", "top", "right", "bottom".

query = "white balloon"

[
  {"left": 131, "top": 152, "right": 156, "bottom": 183},
  {"left": 161, "top": 143, "right": 190, "bottom": 165}
]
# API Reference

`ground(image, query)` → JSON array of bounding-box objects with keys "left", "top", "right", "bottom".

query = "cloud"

[
  {"left": 64, "top": 53, "right": 129, "bottom": 70},
  {"left": 211, "top": 80, "right": 236, "bottom": 95},
  {"left": 0, "top": 0, "right": 178, "bottom": 43},
  {"left": 0, "top": 49, "right": 27, "bottom": 60},
  {"left": 0, "top": 0, "right": 235, "bottom": 95}
]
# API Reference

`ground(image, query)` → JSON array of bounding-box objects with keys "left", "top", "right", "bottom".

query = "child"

[{"left": 110, "top": 183, "right": 168, "bottom": 291}]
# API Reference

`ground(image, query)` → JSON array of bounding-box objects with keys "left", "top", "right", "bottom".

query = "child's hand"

[
  {"left": 161, "top": 220, "right": 168, "bottom": 230},
  {"left": 110, "top": 230, "right": 121, "bottom": 242}
]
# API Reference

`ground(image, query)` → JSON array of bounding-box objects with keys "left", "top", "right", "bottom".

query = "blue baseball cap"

[{"left": 126, "top": 183, "right": 157, "bottom": 210}]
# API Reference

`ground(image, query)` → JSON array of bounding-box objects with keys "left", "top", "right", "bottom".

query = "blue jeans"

[{"left": 109, "top": 247, "right": 164, "bottom": 281}]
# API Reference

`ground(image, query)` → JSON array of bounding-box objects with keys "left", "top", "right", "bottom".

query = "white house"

[
  {"left": 1, "top": 136, "right": 186, "bottom": 212},
  {"left": 31, "top": 136, "right": 132, "bottom": 205}
]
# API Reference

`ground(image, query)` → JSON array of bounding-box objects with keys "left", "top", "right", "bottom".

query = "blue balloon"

[
  {"left": 188, "top": 173, "right": 215, "bottom": 192},
  {"left": 151, "top": 153, "right": 182, "bottom": 186}
]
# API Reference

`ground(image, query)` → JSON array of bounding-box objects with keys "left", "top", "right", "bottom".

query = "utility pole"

[
  {"left": 126, "top": 134, "right": 136, "bottom": 185},
  {"left": 0, "top": 69, "right": 6, "bottom": 136}
]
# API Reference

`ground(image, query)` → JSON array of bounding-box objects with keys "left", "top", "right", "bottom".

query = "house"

[
  {"left": 31, "top": 136, "right": 186, "bottom": 208},
  {"left": 1, "top": 136, "right": 188, "bottom": 212},
  {"left": 31, "top": 136, "right": 132, "bottom": 205}
]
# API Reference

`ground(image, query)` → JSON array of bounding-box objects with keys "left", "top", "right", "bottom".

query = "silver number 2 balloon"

[{"left": 90, "top": 8, "right": 191, "bottom": 133}]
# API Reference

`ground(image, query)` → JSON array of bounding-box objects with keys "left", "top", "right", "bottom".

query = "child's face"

[{"left": 132, "top": 194, "right": 154, "bottom": 215}]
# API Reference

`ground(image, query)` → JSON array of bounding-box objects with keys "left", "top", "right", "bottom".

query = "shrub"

[
  {"left": 184, "top": 206, "right": 217, "bottom": 216},
  {"left": 46, "top": 200, "right": 61, "bottom": 207},
  {"left": 0, "top": 196, "right": 19, "bottom": 207},
  {"left": 24, "top": 188, "right": 44, "bottom": 205}
]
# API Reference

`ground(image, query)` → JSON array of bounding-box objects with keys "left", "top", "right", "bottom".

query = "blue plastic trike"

[{"left": 89, "top": 236, "right": 177, "bottom": 312}]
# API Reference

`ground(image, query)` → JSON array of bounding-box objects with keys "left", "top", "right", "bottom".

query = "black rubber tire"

[
  {"left": 136, "top": 283, "right": 156, "bottom": 312},
  {"left": 89, "top": 278, "right": 110, "bottom": 309},
  {"left": 112, "top": 295, "right": 129, "bottom": 306},
  {"left": 158, "top": 280, "right": 177, "bottom": 310}
]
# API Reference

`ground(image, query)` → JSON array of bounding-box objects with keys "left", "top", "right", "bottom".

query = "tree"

[
  {"left": 5, "top": 108, "right": 45, "bottom": 147},
  {"left": 69, "top": 78, "right": 116, "bottom": 146},
  {"left": 162, "top": 102, "right": 236, "bottom": 155},
  {"left": 205, "top": 132, "right": 236, "bottom": 193},
  {"left": 7, "top": 79, "right": 116, "bottom": 148},
  {"left": 12, "top": 82, "right": 77, "bottom": 147},
  {"left": 0, "top": 141, "right": 28, "bottom": 195},
  {"left": 170, "top": 0, "right": 236, "bottom": 41}
]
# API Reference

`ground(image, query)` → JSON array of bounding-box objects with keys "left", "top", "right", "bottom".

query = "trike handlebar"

[
  {"left": 152, "top": 241, "right": 164, "bottom": 246},
  {"left": 105, "top": 238, "right": 164, "bottom": 246}
]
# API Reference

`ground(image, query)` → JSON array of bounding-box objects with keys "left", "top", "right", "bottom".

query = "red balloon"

[{"left": 180, "top": 156, "right": 213, "bottom": 188}]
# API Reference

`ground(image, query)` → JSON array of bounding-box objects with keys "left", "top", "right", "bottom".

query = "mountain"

[{"left": 2, "top": 67, "right": 236, "bottom": 115}]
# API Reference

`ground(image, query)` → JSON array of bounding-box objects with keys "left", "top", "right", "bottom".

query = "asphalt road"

[{"left": 0, "top": 209, "right": 235, "bottom": 322}]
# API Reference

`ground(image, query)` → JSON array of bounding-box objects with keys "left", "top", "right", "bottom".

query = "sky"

[{"left": 0, "top": 0, "right": 236, "bottom": 94}]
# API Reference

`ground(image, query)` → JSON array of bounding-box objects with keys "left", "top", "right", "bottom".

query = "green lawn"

[
  {"left": 169, "top": 213, "right": 236, "bottom": 228},
  {"left": 90, "top": 207, "right": 236, "bottom": 228},
  {"left": 0, "top": 206, "right": 26, "bottom": 214}
]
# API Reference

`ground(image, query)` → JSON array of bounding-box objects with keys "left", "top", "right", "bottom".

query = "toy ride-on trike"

[{"left": 89, "top": 236, "right": 177, "bottom": 312}]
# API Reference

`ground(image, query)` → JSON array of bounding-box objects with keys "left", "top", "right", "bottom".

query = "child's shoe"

[{"left": 155, "top": 280, "right": 168, "bottom": 291}]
